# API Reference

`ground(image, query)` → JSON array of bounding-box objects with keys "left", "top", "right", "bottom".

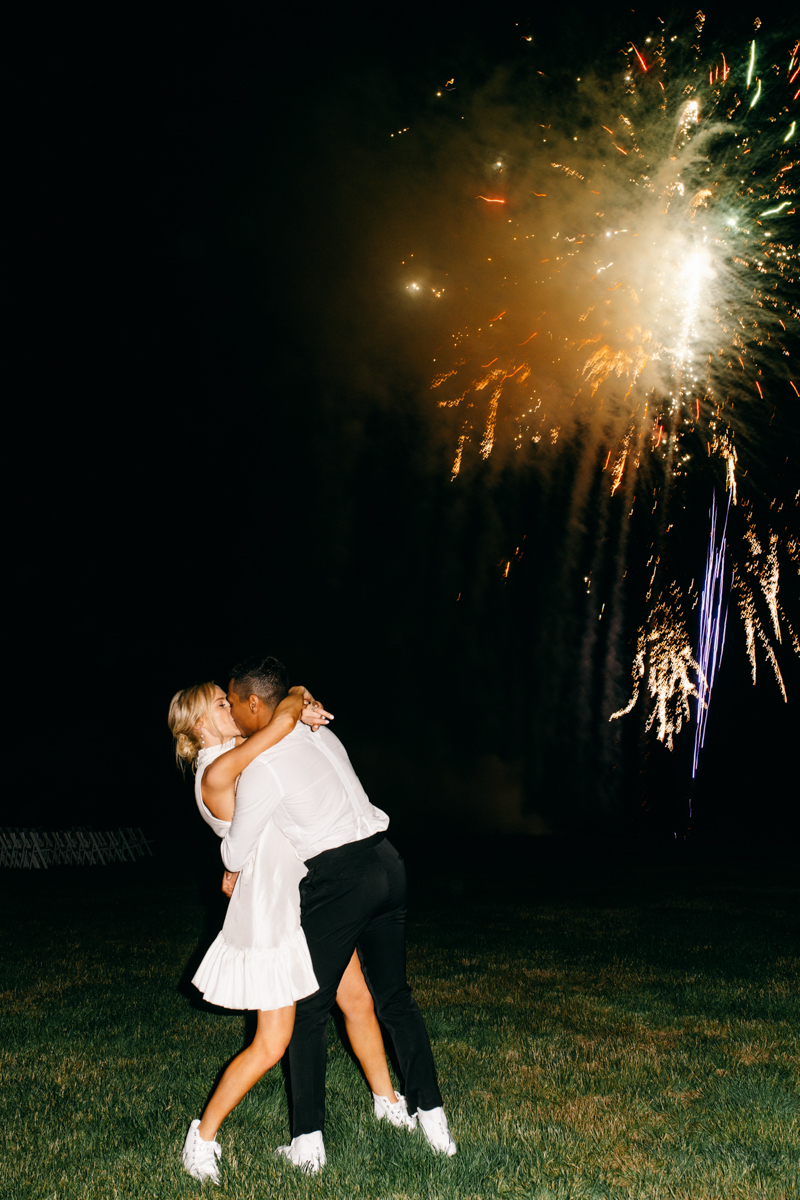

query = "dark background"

[{"left": 10, "top": 1, "right": 798, "bottom": 854}]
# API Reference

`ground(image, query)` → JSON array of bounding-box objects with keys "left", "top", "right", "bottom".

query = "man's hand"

[{"left": 222, "top": 870, "right": 239, "bottom": 898}]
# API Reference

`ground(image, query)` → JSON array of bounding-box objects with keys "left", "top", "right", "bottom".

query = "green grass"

[{"left": 1, "top": 849, "right": 798, "bottom": 1199}]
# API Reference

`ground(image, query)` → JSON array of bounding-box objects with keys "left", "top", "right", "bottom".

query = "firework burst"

[{"left": 413, "top": 13, "right": 798, "bottom": 754}]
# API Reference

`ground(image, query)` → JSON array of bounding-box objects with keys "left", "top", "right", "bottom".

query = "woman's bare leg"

[
  {"left": 335, "top": 950, "right": 397, "bottom": 1099},
  {"left": 198, "top": 1004, "right": 296, "bottom": 1140}
]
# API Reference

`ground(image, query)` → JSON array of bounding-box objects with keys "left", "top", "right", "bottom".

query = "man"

[{"left": 221, "top": 654, "right": 455, "bottom": 1172}]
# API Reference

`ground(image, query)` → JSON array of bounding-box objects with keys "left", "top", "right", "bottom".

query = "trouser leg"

[
  {"left": 287, "top": 950, "right": 352, "bottom": 1135},
  {"left": 287, "top": 838, "right": 442, "bottom": 1134},
  {"left": 288, "top": 858, "right": 375, "bottom": 1135},
  {"left": 356, "top": 843, "right": 443, "bottom": 1114}
]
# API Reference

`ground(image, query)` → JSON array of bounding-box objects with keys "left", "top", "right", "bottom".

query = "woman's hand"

[{"left": 290, "top": 685, "right": 334, "bottom": 732}]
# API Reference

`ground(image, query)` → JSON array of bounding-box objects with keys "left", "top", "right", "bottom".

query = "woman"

[{"left": 168, "top": 682, "right": 412, "bottom": 1184}]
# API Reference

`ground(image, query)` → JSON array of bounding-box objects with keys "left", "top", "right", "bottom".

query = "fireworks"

[
  {"left": 733, "top": 501, "right": 799, "bottom": 701},
  {"left": 411, "top": 13, "right": 798, "bottom": 753},
  {"left": 610, "top": 584, "right": 701, "bottom": 752},
  {"left": 692, "top": 491, "right": 731, "bottom": 777}
]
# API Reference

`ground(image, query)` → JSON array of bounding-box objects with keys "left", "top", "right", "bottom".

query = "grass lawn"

[{"left": 1, "top": 841, "right": 798, "bottom": 1199}]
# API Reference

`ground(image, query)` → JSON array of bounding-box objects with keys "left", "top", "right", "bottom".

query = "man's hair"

[{"left": 229, "top": 655, "right": 289, "bottom": 709}]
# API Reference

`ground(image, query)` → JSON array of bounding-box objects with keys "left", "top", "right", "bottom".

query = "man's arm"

[{"left": 220, "top": 757, "right": 284, "bottom": 871}]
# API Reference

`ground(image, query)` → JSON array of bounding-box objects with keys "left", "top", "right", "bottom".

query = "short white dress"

[{"left": 190, "top": 739, "right": 319, "bottom": 1010}]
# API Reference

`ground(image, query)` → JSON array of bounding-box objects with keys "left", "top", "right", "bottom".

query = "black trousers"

[{"left": 287, "top": 833, "right": 443, "bottom": 1135}]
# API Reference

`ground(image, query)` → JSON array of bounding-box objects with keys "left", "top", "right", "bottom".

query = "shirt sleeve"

[{"left": 220, "top": 758, "right": 284, "bottom": 871}]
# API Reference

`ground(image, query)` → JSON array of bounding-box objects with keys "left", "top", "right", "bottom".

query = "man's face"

[{"left": 227, "top": 681, "right": 259, "bottom": 737}]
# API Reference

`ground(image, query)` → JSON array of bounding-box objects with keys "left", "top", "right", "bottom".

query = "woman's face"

[{"left": 199, "top": 686, "right": 241, "bottom": 744}]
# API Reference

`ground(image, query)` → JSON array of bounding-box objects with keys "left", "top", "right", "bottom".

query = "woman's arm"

[{"left": 201, "top": 688, "right": 332, "bottom": 820}]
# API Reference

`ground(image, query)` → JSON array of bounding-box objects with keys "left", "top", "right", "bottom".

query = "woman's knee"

[
  {"left": 250, "top": 1006, "right": 294, "bottom": 1069},
  {"left": 248, "top": 1033, "right": 290, "bottom": 1074},
  {"left": 338, "top": 982, "right": 376, "bottom": 1024}
]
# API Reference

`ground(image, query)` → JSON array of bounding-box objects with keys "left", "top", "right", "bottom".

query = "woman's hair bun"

[{"left": 167, "top": 682, "right": 221, "bottom": 774}]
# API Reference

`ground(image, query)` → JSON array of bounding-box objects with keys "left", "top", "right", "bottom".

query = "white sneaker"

[
  {"left": 182, "top": 1119, "right": 222, "bottom": 1183},
  {"left": 275, "top": 1130, "right": 326, "bottom": 1174},
  {"left": 417, "top": 1106, "right": 457, "bottom": 1156},
  {"left": 373, "top": 1092, "right": 418, "bottom": 1131}
]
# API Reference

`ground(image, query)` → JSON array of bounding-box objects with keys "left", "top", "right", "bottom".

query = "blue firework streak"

[{"left": 692, "top": 490, "right": 732, "bottom": 780}]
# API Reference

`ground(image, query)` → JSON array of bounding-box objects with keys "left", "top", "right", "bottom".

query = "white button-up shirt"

[{"left": 221, "top": 723, "right": 389, "bottom": 871}]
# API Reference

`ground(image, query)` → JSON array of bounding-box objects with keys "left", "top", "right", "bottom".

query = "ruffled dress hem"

[{"left": 192, "top": 926, "right": 319, "bottom": 1011}]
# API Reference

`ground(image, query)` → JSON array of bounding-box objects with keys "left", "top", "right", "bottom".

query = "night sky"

[{"left": 14, "top": 2, "right": 798, "bottom": 849}]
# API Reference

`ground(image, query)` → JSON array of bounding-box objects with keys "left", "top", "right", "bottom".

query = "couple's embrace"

[{"left": 168, "top": 654, "right": 455, "bottom": 1185}]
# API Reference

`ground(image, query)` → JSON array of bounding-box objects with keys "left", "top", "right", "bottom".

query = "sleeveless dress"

[{"left": 190, "top": 739, "right": 319, "bottom": 1010}]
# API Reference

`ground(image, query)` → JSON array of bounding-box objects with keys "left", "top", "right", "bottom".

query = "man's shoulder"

[
  {"left": 241, "top": 723, "right": 322, "bottom": 772},
  {"left": 308, "top": 724, "right": 349, "bottom": 758}
]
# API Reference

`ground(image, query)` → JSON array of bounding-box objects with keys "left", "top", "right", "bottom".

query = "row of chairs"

[{"left": 0, "top": 827, "right": 154, "bottom": 869}]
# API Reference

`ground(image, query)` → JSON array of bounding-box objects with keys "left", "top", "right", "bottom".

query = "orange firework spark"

[
  {"left": 476, "top": 196, "right": 505, "bottom": 203},
  {"left": 611, "top": 588, "right": 701, "bottom": 750},
  {"left": 631, "top": 44, "right": 648, "bottom": 71}
]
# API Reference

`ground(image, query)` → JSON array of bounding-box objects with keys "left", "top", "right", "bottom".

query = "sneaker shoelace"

[{"left": 194, "top": 1137, "right": 221, "bottom": 1167}]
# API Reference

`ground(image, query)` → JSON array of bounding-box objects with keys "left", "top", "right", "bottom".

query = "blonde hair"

[{"left": 167, "top": 682, "right": 226, "bottom": 773}]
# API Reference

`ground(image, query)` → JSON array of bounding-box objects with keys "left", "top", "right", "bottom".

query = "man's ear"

[{"left": 248, "top": 694, "right": 260, "bottom": 712}]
